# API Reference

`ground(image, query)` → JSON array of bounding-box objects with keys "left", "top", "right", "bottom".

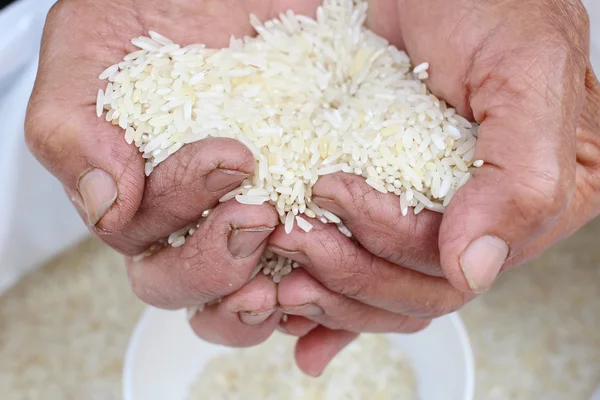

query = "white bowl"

[{"left": 123, "top": 307, "right": 475, "bottom": 400}]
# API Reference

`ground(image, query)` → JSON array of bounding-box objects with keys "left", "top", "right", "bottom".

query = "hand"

[
  {"left": 269, "top": 0, "right": 600, "bottom": 376},
  {"left": 25, "top": 0, "right": 322, "bottom": 348}
]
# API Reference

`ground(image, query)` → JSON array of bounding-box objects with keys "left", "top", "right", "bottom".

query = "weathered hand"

[
  {"left": 25, "top": 0, "right": 323, "bottom": 348},
  {"left": 25, "top": 0, "right": 600, "bottom": 378},
  {"left": 272, "top": 0, "right": 600, "bottom": 375}
]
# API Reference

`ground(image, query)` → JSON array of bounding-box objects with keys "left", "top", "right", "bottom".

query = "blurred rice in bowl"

[{"left": 123, "top": 307, "right": 474, "bottom": 400}]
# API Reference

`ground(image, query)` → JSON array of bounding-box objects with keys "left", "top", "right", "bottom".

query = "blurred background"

[{"left": 0, "top": 0, "right": 599, "bottom": 399}]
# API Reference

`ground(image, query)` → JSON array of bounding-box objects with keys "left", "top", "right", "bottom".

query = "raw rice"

[
  {"left": 186, "top": 332, "right": 418, "bottom": 400},
  {"left": 412, "top": 62, "right": 429, "bottom": 74},
  {"left": 97, "top": 0, "right": 483, "bottom": 281},
  {"left": 295, "top": 215, "right": 314, "bottom": 232}
]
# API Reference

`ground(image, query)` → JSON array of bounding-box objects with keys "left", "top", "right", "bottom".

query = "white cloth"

[{"left": 0, "top": 0, "right": 599, "bottom": 295}]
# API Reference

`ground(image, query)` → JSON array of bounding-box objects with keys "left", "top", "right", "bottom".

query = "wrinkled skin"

[{"left": 25, "top": 0, "right": 600, "bottom": 376}]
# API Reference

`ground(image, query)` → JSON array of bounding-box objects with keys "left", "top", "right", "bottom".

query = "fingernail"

[
  {"left": 282, "top": 303, "right": 325, "bottom": 317},
  {"left": 205, "top": 169, "right": 248, "bottom": 192},
  {"left": 460, "top": 235, "right": 509, "bottom": 293},
  {"left": 229, "top": 227, "right": 274, "bottom": 258},
  {"left": 239, "top": 308, "right": 276, "bottom": 326},
  {"left": 77, "top": 168, "right": 118, "bottom": 226},
  {"left": 311, "top": 197, "right": 349, "bottom": 220},
  {"left": 268, "top": 246, "right": 311, "bottom": 266}
]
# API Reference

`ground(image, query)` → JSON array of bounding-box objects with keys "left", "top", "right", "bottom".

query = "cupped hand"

[
  {"left": 272, "top": 0, "right": 600, "bottom": 376},
  {"left": 25, "top": 0, "right": 324, "bottom": 348},
  {"left": 25, "top": 0, "right": 600, "bottom": 378}
]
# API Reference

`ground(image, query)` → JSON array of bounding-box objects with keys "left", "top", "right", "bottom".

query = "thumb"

[
  {"left": 25, "top": 3, "right": 146, "bottom": 234},
  {"left": 438, "top": 51, "right": 585, "bottom": 294}
]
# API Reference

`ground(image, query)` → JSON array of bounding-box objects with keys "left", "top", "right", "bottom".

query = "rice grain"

[
  {"left": 187, "top": 332, "right": 418, "bottom": 399},
  {"left": 97, "top": 0, "right": 482, "bottom": 282}
]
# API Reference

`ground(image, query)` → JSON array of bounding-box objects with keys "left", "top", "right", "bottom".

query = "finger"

[
  {"left": 278, "top": 269, "right": 430, "bottom": 333},
  {"left": 26, "top": 71, "right": 145, "bottom": 237},
  {"left": 311, "top": 173, "right": 443, "bottom": 276},
  {"left": 439, "top": 35, "right": 587, "bottom": 294},
  {"left": 100, "top": 137, "right": 256, "bottom": 255},
  {"left": 31, "top": 8, "right": 257, "bottom": 257},
  {"left": 188, "top": 274, "right": 280, "bottom": 348},
  {"left": 25, "top": 3, "right": 146, "bottom": 234},
  {"left": 511, "top": 67, "right": 600, "bottom": 266},
  {"left": 268, "top": 220, "right": 469, "bottom": 318},
  {"left": 294, "top": 326, "right": 358, "bottom": 377},
  {"left": 127, "top": 200, "right": 278, "bottom": 309},
  {"left": 507, "top": 174, "right": 598, "bottom": 268},
  {"left": 279, "top": 316, "right": 319, "bottom": 337}
]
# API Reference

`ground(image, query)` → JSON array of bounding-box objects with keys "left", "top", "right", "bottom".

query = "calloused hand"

[
  {"left": 25, "top": 0, "right": 600, "bottom": 378},
  {"left": 270, "top": 0, "right": 600, "bottom": 376},
  {"left": 25, "top": 0, "right": 326, "bottom": 349}
]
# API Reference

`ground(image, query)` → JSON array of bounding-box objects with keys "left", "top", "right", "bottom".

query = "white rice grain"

[
  {"left": 295, "top": 216, "right": 313, "bottom": 232},
  {"left": 235, "top": 195, "right": 270, "bottom": 205},
  {"left": 187, "top": 333, "right": 417, "bottom": 400},
  {"left": 96, "top": 89, "right": 104, "bottom": 118},
  {"left": 413, "top": 62, "right": 429, "bottom": 74},
  {"left": 322, "top": 210, "right": 341, "bottom": 224},
  {"left": 97, "top": 0, "right": 481, "bottom": 282},
  {"left": 284, "top": 211, "right": 295, "bottom": 234},
  {"left": 366, "top": 178, "right": 388, "bottom": 194}
]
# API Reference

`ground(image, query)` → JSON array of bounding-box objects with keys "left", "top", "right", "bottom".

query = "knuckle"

[
  {"left": 24, "top": 104, "right": 51, "bottom": 159},
  {"left": 313, "top": 227, "right": 371, "bottom": 298},
  {"left": 186, "top": 266, "right": 233, "bottom": 301},
  {"left": 24, "top": 101, "right": 78, "bottom": 176},
  {"left": 511, "top": 170, "right": 571, "bottom": 222},
  {"left": 181, "top": 243, "right": 243, "bottom": 299},
  {"left": 325, "top": 255, "right": 375, "bottom": 300},
  {"left": 337, "top": 174, "right": 375, "bottom": 216},
  {"left": 168, "top": 148, "right": 211, "bottom": 192}
]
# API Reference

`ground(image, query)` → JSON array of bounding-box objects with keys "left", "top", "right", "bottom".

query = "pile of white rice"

[
  {"left": 97, "top": 0, "right": 480, "bottom": 279},
  {"left": 186, "top": 332, "right": 418, "bottom": 400}
]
